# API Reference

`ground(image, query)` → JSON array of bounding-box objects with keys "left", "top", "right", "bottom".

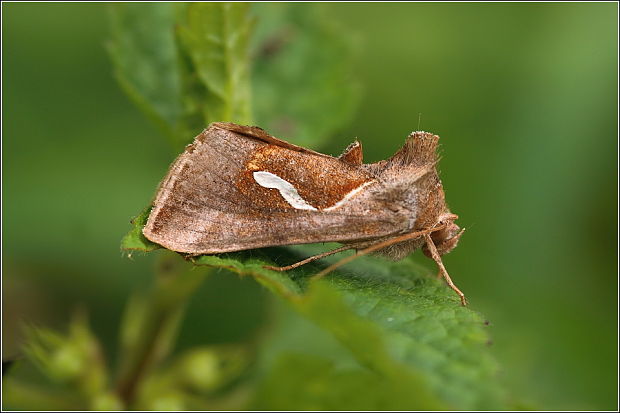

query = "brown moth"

[{"left": 143, "top": 122, "right": 467, "bottom": 305}]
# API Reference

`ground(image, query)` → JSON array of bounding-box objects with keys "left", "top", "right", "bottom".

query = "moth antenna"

[
  {"left": 311, "top": 224, "right": 448, "bottom": 281},
  {"left": 417, "top": 112, "right": 422, "bottom": 130}
]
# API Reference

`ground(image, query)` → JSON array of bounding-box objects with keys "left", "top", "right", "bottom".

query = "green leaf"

[
  {"left": 254, "top": 353, "right": 437, "bottom": 410},
  {"left": 310, "top": 259, "right": 506, "bottom": 410},
  {"left": 176, "top": 3, "right": 254, "bottom": 125},
  {"left": 251, "top": 3, "right": 360, "bottom": 147},
  {"left": 107, "top": 3, "right": 183, "bottom": 148},
  {"left": 21, "top": 313, "right": 108, "bottom": 401},
  {"left": 120, "top": 207, "right": 160, "bottom": 253},
  {"left": 108, "top": 3, "right": 254, "bottom": 150},
  {"left": 190, "top": 246, "right": 507, "bottom": 410}
]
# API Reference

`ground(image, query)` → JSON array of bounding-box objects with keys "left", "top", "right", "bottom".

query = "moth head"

[{"left": 422, "top": 213, "right": 464, "bottom": 257}]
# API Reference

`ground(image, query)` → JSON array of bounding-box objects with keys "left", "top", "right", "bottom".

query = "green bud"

[
  {"left": 149, "top": 393, "right": 185, "bottom": 411},
  {"left": 48, "top": 343, "right": 83, "bottom": 381},
  {"left": 91, "top": 393, "right": 123, "bottom": 411},
  {"left": 181, "top": 349, "right": 220, "bottom": 391}
]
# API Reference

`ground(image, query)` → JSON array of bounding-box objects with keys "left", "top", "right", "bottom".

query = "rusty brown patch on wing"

[{"left": 235, "top": 144, "right": 372, "bottom": 211}]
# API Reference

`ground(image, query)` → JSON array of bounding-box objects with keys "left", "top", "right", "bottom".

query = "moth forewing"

[{"left": 142, "top": 123, "right": 408, "bottom": 254}]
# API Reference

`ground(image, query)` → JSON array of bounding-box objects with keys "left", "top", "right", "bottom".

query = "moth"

[{"left": 143, "top": 122, "right": 467, "bottom": 305}]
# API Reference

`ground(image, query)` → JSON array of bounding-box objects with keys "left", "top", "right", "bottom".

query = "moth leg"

[
  {"left": 311, "top": 227, "right": 439, "bottom": 281},
  {"left": 423, "top": 233, "right": 468, "bottom": 306},
  {"left": 264, "top": 245, "right": 353, "bottom": 272}
]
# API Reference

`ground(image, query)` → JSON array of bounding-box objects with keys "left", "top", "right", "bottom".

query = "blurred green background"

[{"left": 3, "top": 2, "right": 617, "bottom": 410}]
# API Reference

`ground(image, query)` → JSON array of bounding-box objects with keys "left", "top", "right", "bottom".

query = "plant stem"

[{"left": 114, "top": 251, "right": 210, "bottom": 406}]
